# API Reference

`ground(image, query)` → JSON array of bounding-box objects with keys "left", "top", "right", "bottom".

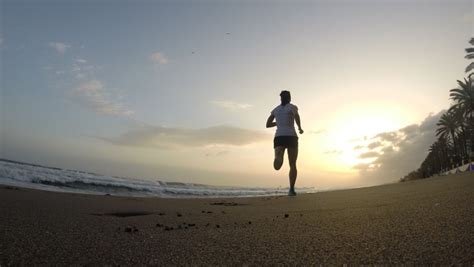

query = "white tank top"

[{"left": 271, "top": 103, "right": 298, "bottom": 137}]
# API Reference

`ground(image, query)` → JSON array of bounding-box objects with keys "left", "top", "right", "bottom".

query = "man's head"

[{"left": 280, "top": 90, "right": 291, "bottom": 105}]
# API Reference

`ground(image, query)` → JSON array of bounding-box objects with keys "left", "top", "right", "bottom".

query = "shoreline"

[
  {"left": 0, "top": 170, "right": 396, "bottom": 200},
  {"left": 1, "top": 172, "right": 473, "bottom": 265}
]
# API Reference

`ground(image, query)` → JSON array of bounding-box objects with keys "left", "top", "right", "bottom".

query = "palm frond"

[
  {"left": 466, "top": 62, "right": 474, "bottom": 73},
  {"left": 449, "top": 88, "right": 468, "bottom": 100}
]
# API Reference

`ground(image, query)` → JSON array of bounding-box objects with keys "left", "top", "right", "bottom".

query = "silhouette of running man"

[{"left": 266, "top": 90, "right": 303, "bottom": 196}]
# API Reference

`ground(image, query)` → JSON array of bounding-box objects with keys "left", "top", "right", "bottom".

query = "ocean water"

[{"left": 0, "top": 159, "right": 318, "bottom": 198}]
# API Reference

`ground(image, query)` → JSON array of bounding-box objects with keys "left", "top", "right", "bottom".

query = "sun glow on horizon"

[{"left": 307, "top": 102, "right": 414, "bottom": 173}]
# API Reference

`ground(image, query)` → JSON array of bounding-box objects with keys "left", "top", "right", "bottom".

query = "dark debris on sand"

[{"left": 124, "top": 226, "right": 138, "bottom": 233}]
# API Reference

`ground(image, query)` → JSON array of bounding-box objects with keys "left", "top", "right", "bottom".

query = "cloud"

[
  {"left": 400, "top": 124, "right": 418, "bottom": 134},
  {"left": 210, "top": 100, "right": 252, "bottom": 111},
  {"left": 150, "top": 52, "right": 168, "bottom": 64},
  {"left": 69, "top": 60, "right": 102, "bottom": 80},
  {"left": 349, "top": 136, "right": 369, "bottom": 143},
  {"left": 353, "top": 144, "right": 364, "bottom": 150},
  {"left": 323, "top": 150, "right": 342, "bottom": 155},
  {"left": 367, "top": 141, "right": 382, "bottom": 150},
  {"left": 44, "top": 56, "right": 100, "bottom": 80},
  {"left": 71, "top": 80, "right": 134, "bottom": 116},
  {"left": 353, "top": 163, "right": 371, "bottom": 170},
  {"left": 97, "top": 125, "right": 270, "bottom": 149},
  {"left": 358, "top": 151, "right": 380, "bottom": 159},
  {"left": 205, "top": 150, "right": 230, "bottom": 157},
  {"left": 215, "top": 150, "right": 230, "bottom": 156},
  {"left": 354, "top": 110, "right": 444, "bottom": 185},
  {"left": 382, "top": 146, "right": 394, "bottom": 153},
  {"left": 49, "top": 42, "right": 71, "bottom": 54},
  {"left": 374, "top": 131, "right": 400, "bottom": 143}
]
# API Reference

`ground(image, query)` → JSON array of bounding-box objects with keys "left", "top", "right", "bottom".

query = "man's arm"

[
  {"left": 295, "top": 113, "right": 304, "bottom": 134},
  {"left": 266, "top": 114, "right": 276, "bottom": 128}
]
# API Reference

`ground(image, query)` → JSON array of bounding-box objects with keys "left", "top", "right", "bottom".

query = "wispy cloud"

[
  {"left": 47, "top": 57, "right": 100, "bottom": 80},
  {"left": 205, "top": 150, "right": 230, "bottom": 157},
  {"left": 358, "top": 151, "right": 380, "bottom": 159},
  {"left": 49, "top": 42, "right": 71, "bottom": 54},
  {"left": 323, "top": 149, "right": 342, "bottom": 155},
  {"left": 367, "top": 141, "right": 382, "bottom": 150},
  {"left": 71, "top": 61, "right": 101, "bottom": 80},
  {"left": 353, "top": 144, "right": 364, "bottom": 150},
  {"left": 150, "top": 52, "right": 168, "bottom": 64},
  {"left": 71, "top": 80, "right": 134, "bottom": 116},
  {"left": 97, "top": 125, "right": 270, "bottom": 149},
  {"left": 210, "top": 100, "right": 252, "bottom": 111}
]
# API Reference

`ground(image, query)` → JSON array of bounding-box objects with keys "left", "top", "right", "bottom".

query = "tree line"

[{"left": 401, "top": 38, "right": 474, "bottom": 181}]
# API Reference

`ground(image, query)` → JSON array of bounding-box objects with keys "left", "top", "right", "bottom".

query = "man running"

[{"left": 266, "top": 90, "right": 303, "bottom": 196}]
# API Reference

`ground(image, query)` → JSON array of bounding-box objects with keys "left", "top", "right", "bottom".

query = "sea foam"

[{"left": 0, "top": 159, "right": 318, "bottom": 198}]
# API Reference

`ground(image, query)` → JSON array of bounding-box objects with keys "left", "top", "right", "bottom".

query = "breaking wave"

[{"left": 0, "top": 159, "right": 318, "bottom": 198}]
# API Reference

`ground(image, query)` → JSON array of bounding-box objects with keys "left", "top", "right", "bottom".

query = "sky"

[{"left": 1, "top": 0, "right": 472, "bottom": 189}]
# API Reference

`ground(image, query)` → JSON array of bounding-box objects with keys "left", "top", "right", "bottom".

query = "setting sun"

[{"left": 307, "top": 102, "right": 413, "bottom": 173}]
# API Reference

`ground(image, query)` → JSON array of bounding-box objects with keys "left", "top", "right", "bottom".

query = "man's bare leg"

[
  {"left": 274, "top": 146, "right": 285, "bottom": 170},
  {"left": 287, "top": 147, "right": 298, "bottom": 196}
]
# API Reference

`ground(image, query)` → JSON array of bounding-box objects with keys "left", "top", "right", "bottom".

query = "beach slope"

[{"left": 1, "top": 173, "right": 473, "bottom": 265}]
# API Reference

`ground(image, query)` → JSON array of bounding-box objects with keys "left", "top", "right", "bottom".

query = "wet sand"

[{"left": 1, "top": 172, "right": 473, "bottom": 265}]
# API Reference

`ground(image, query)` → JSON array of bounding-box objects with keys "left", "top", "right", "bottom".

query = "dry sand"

[{"left": 1, "top": 172, "right": 473, "bottom": 265}]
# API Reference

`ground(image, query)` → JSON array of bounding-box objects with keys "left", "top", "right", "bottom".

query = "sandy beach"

[{"left": 1, "top": 172, "right": 473, "bottom": 265}]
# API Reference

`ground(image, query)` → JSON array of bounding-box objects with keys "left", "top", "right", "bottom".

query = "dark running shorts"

[{"left": 274, "top": 136, "right": 298, "bottom": 148}]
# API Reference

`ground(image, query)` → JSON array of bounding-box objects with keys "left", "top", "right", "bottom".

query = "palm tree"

[
  {"left": 449, "top": 104, "right": 472, "bottom": 161},
  {"left": 401, "top": 37, "right": 474, "bottom": 180},
  {"left": 426, "top": 137, "right": 450, "bottom": 174},
  {"left": 466, "top": 37, "right": 474, "bottom": 75},
  {"left": 436, "top": 110, "right": 459, "bottom": 159},
  {"left": 450, "top": 77, "right": 474, "bottom": 119},
  {"left": 450, "top": 77, "right": 474, "bottom": 158}
]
